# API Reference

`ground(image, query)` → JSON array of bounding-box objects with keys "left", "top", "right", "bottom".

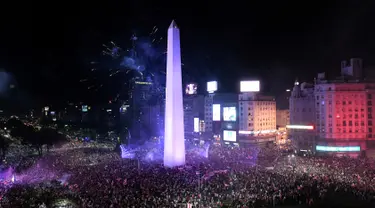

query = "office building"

[
  {"left": 184, "top": 94, "right": 204, "bottom": 138},
  {"left": 238, "top": 92, "right": 277, "bottom": 144},
  {"left": 289, "top": 81, "right": 316, "bottom": 151},
  {"left": 289, "top": 58, "right": 375, "bottom": 156},
  {"left": 276, "top": 109, "right": 290, "bottom": 128}
]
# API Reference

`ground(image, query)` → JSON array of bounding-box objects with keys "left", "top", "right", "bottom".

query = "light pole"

[
  {"left": 196, "top": 171, "right": 200, "bottom": 191},
  {"left": 196, "top": 171, "right": 201, "bottom": 208}
]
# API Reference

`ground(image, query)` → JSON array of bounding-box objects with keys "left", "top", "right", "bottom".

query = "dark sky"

[{"left": 2, "top": 1, "right": 375, "bottom": 107}]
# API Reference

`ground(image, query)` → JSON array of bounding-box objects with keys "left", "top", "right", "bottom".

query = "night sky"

[{"left": 2, "top": 1, "right": 375, "bottom": 108}]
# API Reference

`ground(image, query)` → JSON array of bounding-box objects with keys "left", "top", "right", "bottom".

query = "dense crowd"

[{"left": 0, "top": 141, "right": 375, "bottom": 207}]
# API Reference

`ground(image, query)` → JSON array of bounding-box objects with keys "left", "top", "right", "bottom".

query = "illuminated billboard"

[
  {"left": 240, "top": 81, "right": 260, "bottom": 92},
  {"left": 82, "top": 105, "right": 88, "bottom": 112},
  {"left": 212, "top": 104, "right": 221, "bottom": 121},
  {"left": 223, "top": 107, "right": 236, "bottom": 121},
  {"left": 316, "top": 145, "right": 360, "bottom": 152},
  {"left": 286, "top": 125, "right": 314, "bottom": 130},
  {"left": 223, "top": 130, "right": 236, "bottom": 142},
  {"left": 207, "top": 81, "right": 218, "bottom": 93},
  {"left": 185, "top": 83, "right": 198, "bottom": 95},
  {"left": 194, "top": 118, "right": 199, "bottom": 132}
]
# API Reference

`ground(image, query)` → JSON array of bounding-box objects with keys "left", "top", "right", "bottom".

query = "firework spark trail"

[{"left": 83, "top": 25, "right": 168, "bottom": 102}]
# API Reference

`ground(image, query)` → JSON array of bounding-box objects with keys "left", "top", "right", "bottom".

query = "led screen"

[
  {"left": 194, "top": 118, "right": 199, "bottom": 132},
  {"left": 185, "top": 83, "right": 198, "bottom": 95},
  {"left": 212, "top": 104, "right": 221, "bottom": 121},
  {"left": 223, "top": 130, "right": 236, "bottom": 142},
  {"left": 223, "top": 107, "right": 236, "bottom": 121},
  {"left": 316, "top": 145, "right": 360, "bottom": 152},
  {"left": 207, "top": 81, "right": 218, "bottom": 93},
  {"left": 82, "top": 105, "right": 88, "bottom": 112},
  {"left": 240, "top": 81, "right": 260, "bottom": 92}
]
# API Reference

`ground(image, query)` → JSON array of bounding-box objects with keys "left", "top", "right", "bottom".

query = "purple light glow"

[
  {"left": 164, "top": 20, "right": 186, "bottom": 167},
  {"left": 120, "top": 145, "right": 135, "bottom": 159}
]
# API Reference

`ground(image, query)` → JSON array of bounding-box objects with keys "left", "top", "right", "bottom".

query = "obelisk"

[{"left": 164, "top": 20, "right": 185, "bottom": 167}]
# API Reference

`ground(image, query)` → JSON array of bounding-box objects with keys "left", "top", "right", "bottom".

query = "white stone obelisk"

[{"left": 164, "top": 20, "right": 185, "bottom": 167}]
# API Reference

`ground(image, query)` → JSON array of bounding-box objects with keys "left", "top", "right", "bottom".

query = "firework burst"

[{"left": 81, "top": 25, "right": 167, "bottom": 103}]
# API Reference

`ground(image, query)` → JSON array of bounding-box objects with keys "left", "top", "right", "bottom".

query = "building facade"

[
  {"left": 204, "top": 94, "right": 214, "bottom": 133},
  {"left": 289, "top": 58, "right": 375, "bottom": 156},
  {"left": 183, "top": 94, "right": 204, "bottom": 139},
  {"left": 238, "top": 92, "right": 277, "bottom": 144},
  {"left": 314, "top": 82, "right": 375, "bottom": 152},
  {"left": 289, "top": 81, "right": 316, "bottom": 151},
  {"left": 204, "top": 93, "right": 238, "bottom": 142},
  {"left": 129, "top": 80, "right": 162, "bottom": 141},
  {"left": 276, "top": 109, "right": 290, "bottom": 128}
]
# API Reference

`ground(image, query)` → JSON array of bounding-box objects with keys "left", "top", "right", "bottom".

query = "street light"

[{"left": 196, "top": 171, "right": 201, "bottom": 191}]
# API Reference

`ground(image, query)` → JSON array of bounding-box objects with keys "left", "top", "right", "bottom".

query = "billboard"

[
  {"left": 286, "top": 125, "right": 314, "bottom": 130},
  {"left": 207, "top": 81, "right": 218, "bottom": 93},
  {"left": 185, "top": 83, "right": 197, "bottom": 95},
  {"left": 212, "top": 104, "right": 221, "bottom": 121},
  {"left": 223, "top": 107, "right": 236, "bottom": 121},
  {"left": 240, "top": 80, "right": 260, "bottom": 92},
  {"left": 316, "top": 145, "right": 360, "bottom": 152},
  {"left": 194, "top": 118, "right": 199, "bottom": 132},
  {"left": 223, "top": 130, "right": 237, "bottom": 142}
]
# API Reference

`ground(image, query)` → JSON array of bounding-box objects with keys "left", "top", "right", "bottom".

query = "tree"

[
  {"left": 38, "top": 128, "right": 66, "bottom": 152},
  {"left": 6, "top": 117, "right": 25, "bottom": 130},
  {"left": 9, "top": 124, "right": 43, "bottom": 155},
  {"left": 0, "top": 135, "right": 10, "bottom": 159}
]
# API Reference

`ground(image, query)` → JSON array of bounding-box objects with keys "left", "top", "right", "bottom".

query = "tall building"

[
  {"left": 164, "top": 20, "right": 185, "bottom": 167},
  {"left": 204, "top": 94, "right": 215, "bottom": 133},
  {"left": 289, "top": 81, "right": 316, "bottom": 151},
  {"left": 276, "top": 109, "right": 290, "bottom": 128},
  {"left": 289, "top": 58, "right": 375, "bottom": 156},
  {"left": 183, "top": 94, "right": 204, "bottom": 139},
  {"left": 128, "top": 80, "right": 156, "bottom": 141},
  {"left": 238, "top": 92, "right": 277, "bottom": 144},
  {"left": 204, "top": 93, "right": 238, "bottom": 136}
]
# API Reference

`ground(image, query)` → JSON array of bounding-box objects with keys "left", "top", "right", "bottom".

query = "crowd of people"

[{"left": 0, "top": 141, "right": 375, "bottom": 207}]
